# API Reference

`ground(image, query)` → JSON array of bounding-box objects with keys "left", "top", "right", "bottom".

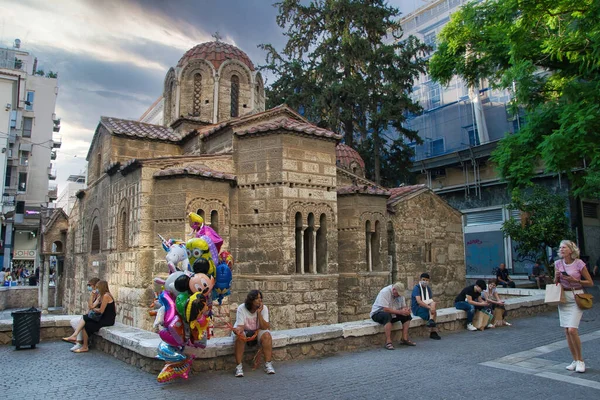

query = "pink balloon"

[{"left": 159, "top": 290, "right": 175, "bottom": 325}]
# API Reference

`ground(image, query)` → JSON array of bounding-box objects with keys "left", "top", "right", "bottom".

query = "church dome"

[
  {"left": 177, "top": 41, "right": 255, "bottom": 71},
  {"left": 336, "top": 143, "right": 365, "bottom": 176}
]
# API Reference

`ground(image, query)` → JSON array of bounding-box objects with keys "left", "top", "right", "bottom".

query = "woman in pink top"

[{"left": 553, "top": 240, "right": 593, "bottom": 373}]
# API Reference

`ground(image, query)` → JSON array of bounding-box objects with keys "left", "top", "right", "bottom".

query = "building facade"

[
  {"left": 56, "top": 174, "right": 86, "bottom": 216},
  {"left": 0, "top": 39, "right": 61, "bottom": 272},
  {"left": 400, "top": 0, "right": 599, "bottom": 275},
  {"left": 54, "top": 41, "right": 465, "bottom": 331}
]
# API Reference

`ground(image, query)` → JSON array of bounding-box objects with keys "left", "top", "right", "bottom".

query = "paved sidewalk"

[{"left": 1, "top": 286, "right": 599, "bottom": 400}]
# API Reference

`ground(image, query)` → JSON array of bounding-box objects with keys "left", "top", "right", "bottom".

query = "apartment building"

[
  {"left": 399, "top": 0, "right": 599, "bottom": 275},
  {"left": 0, "top": 39, "right": 61, "bottom": 271},
  {"left": 55, "top": 174, "right": 86, "bottom": 216}
]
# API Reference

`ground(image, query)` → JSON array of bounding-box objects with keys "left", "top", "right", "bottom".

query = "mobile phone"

[{"left": 560, "top": 271, "right": 568, "bottom": 276}]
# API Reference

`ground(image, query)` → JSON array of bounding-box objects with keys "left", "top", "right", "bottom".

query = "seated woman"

[
  {"left": 63, "top": 278, "right": 100, "bottom": 351},
  {"left": 482, "top": 279, "right": 511, "bottom": 327},
  {"left": 232, "top": 289, "right": 275, "bottom": 377},
  {"left": 63, "top": 280, "right": 116, "bottom": 353}
]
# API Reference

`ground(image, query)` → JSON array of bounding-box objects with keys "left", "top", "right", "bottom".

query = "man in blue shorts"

[{"left": 411, "top": 273, "right": 441, "bottom": 340}]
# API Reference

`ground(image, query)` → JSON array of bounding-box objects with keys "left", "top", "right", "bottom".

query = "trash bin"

[{"left": 11, "top": 307, "right": 41, "bottom": 350}]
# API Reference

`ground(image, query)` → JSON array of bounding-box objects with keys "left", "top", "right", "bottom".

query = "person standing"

[
  {"left": 371, "top": 282, "right": 415, "bottom": 350},
  {"left": 554, "top": 240, "right": 593, "bottom": 373},
  {"left": 411, "top": 273, "right": 441, "bottom": 340},
  {"left": 232, "top": 290, "right": 275, "bottom": 377},
  {"left": 496, "top": 263, "right": 516, "bottom": 288},
  {"left": 0, "top": 268, "right": 6, "bottom": 286},
  {"left": 454, "top": 280, "right": 488, "bottom": 331}
]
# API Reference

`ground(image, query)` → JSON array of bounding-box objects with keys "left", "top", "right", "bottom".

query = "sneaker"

[
  {"left": 467, "top": 323, "right": 477, "bottom": 331},
  {"left": 235, "top": 363, "right": 244, "bottom": 377},
  {"left": 565, "top": 361, "right": 577, "bottom": 371},
  {"left": 576, "top": 361, "right": 586, "bottom": 373},
  {"left": 429, "top": 332, "right": 441, "bottom": 340},
  {"left": 264, "top": 361, "right": 275, "bottom": 375},
  {"left": 426, "top": 319, "right": 437, "bottom": 328},
  {"left": 70, "top": 343, "right": 82, "bottom": 352}
]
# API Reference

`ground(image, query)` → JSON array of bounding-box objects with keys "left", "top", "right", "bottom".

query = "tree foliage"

[
  {"left": 260, "top": 0, "right": 429, "bottom": 185},
  {"left": 502, "top": 185, "right": 574, "bottom": 273},
  {"left": 429, "top": 0, "right": 600, "bottom": 198}
]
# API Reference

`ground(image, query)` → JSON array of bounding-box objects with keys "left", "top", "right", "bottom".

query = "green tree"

[
  {"left": 261, "top": 0, "right": 428, "bottom": 185},
  {"left": 429, "top": 0, "right": 600, "bottom": 198},
  {"left": 502, "top": 185, "right": 574, "bottom": 274}
]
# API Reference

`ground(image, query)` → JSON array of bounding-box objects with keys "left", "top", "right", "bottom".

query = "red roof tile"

[
  {"left": 387, "top": 185, "right": 427, "bottom": 202},
  {"left": 177, "top": 41, "right": 255, "bottom": 71},
  {"left": 153, "top": 163, "right": 236, "bottom": 182},
  {"left": 235, "top": 117, "right": 342, "bottom": 140},
  {"left": 101, "top": 116, "right": 183, "bottom": 142},
  {"left": 336, "top": 143, "right": 365, "bottom": 170},
  {"left": 337, "top": 185, "right": 390, "bottom": 196}
]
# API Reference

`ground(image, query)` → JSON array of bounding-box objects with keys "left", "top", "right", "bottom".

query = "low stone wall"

[
  {"left": 1, "top": 289, "right": 553, "bottom": 374},
  {"left": 0, "top": 286, "right": 56, "bottom": 311}
]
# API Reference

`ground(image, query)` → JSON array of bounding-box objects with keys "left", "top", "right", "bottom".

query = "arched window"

[
  {"left": 304, "top": 213, "right": 315, "bottom": 273},
  {"left": 210, "top": 210, "right": 219, "bottom": 233},
  {"left": 52, "top": 241, "right": 63, "bottom": 253},
  {"left": 365, "top": 221, "right": 372, "bottom": 271},
  {"left": 371, "top": 220, "right": 380, "bottom": 270},
  {"left": 91, "top": 224, "right": 100, "bottom": 254},
  {"left": 118, "top": 209, "right": 128, "bottom": 251},
  {"left": 193, "top": 73, "right": 202, "bottom": 116},
  {"left": 230, "top": 75, "right": 239, "bottom": 117},
  {"left": 316, "top": 213, "right": 327, "bottom": 273},
  {"left": 196, "top": 209, "right": 205, "bottom": 221},
  {"left": 170, "top": 80, "right": 176, "bottom": 120},
  {"left": 295, "top": 212, "right": 303, "bottom": 274},
  {"left": 387, "top": 221, "right": 396, "bottom": 282}
]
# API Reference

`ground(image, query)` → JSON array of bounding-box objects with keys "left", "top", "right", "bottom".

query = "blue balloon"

[
  {"left": 156, "top": 341, "right": 186, "bottom": 362},
  {"left": 212, "top": 263, "right": 232, "bottom": 304}
]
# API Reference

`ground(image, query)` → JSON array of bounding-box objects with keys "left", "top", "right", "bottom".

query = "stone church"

[{"left": 52, "top": 41, "right": 465, "bottom": 331}]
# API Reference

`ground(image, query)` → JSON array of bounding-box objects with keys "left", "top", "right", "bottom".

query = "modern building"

[
  {"left": 55, "top": 174, "right": 86, "bottom": 216},
  {"left": 0, "top": 39, "right": 61, "bottom": 272},
  {"left": 399, "top": 0, "right": 599, "bottom": 275}
]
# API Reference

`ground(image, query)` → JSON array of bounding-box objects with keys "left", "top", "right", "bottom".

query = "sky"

[{"left": 0, "top": 0, "right": 430, "bottom": 196}]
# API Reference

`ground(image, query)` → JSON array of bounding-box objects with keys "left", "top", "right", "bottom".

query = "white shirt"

[
  {"left": 370, "top": 285, "right": 406, "bottom": 317},
  {"left": 233, "top": 303, "right": 269, "bottom": 331}
]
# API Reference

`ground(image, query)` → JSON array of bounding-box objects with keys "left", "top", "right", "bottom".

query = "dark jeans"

[
  {"left": 454, "top": 301, "right": 484, "bottom": 323},
  {"left": 498, "top": 281, "right": 516, "bottom": 288},
  {"left": 371, "top": 311, "right": 412, "bottom": 326}
]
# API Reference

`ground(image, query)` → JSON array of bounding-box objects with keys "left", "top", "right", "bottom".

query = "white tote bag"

[{"left": 544, "top": 283, "right": 564, "bottom": 305}]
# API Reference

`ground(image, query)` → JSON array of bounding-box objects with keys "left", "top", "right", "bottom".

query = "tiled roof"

[
  {"left": 177, "top": 41, "right": 255, "bottom": 71},
  {"left": 153, "top": 163, "right": 236, "bottom": 182},
  {"left": 387, "top": 184, "right": 427, "bottom": 203},
  {"left": 236, "top": 117, "right": 342, "bottom": 140},
  {"left": 337, "top": 185, "right": 390, "bottom": 196},
  {"left": 336, "top": 143, "right": 365, "bottom": 170},
  {"left": 100, "top": 116, "right": 183, "bottom": 142}
]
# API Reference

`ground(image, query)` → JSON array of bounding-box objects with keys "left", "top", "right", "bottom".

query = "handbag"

[
  {"left": 544, "top": 283, "right": 564, "bottom": 305},
  {"left": 560, "top": 263, "right": 593, "bottom": 310},
  {"left": 87, "top": 310, "right": 102, "bottom": 322}
]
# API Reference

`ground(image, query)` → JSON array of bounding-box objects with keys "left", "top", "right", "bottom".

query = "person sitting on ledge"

[
  {"left": 371, "top": 282, "right": 415, "bottom": 350},
  {"left": 482, "top": 279, "right": 511, "bottom": 327},
  {"left": 454, "top": 280, "right": 489, "bottom": 331},
  {"left": 232, "top": 289, "right": 275, "bottom": 377},
  {"left": 531, "top": 261, "right": 549, "bottom": 289},
  {"left": 411, "top": 273, "right": 441, "bottom": 340},
  {"left": 496, "top": 263, "right": 516, "bottom": 288}
]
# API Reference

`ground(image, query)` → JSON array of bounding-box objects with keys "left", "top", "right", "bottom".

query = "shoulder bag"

[{"left": 561, "top": 262, "right": 594, "bottom": 310}]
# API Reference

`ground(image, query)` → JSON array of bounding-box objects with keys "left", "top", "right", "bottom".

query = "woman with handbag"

[
  {"left": 63, "top": 277, "right": 101, "bottom": 351},
  {"left": 64, "top": 280, "right": 116, "bottom": 353},
  {"left": 554, "top": 240, "right": 593, "bottom": 373}
]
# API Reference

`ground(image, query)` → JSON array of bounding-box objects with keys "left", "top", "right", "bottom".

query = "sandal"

[
  {"left": 385, "top": 343, "right": 395, "bottom": 350},
  {"left": 400, "top": 339, "right": 417, "bottom": 346},
  {"left": 73, "top": 348, "right": 89, "bottom": 353},
  {"left": 62, "top": 337, "right": 76, "bottom": 343}
]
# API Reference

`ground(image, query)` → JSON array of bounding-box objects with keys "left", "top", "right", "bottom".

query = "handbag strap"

[{"left": 561, "top": 260, "right": 586, "bottom": 292}]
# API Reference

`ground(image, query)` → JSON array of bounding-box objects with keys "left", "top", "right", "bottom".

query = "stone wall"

[
  {"left": 178, "top": 59, "right": 216, "bottom": 121},
  {"left": 0, "top": 286, "right": 56, "bottom": 310},
  {"left": 218, "top": 61, "right": 253, "bottom": 122},
  {"left": 390, "top": 190, "right": 465, "bottom": 309}
]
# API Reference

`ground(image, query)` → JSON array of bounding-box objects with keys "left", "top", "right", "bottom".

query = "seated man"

[
  {"left": 496, "top": 263, "right": 516, "bottom": 288},
  {"left": 531, "top": 261, "right": 549, "bottom": 289},
  {"left": 232, "top": 290, "right": 275, "bottom": 377},
  {"left": 411, "top": 273, "right": 440, "bottom": 340},
  {"left": 454, "top": 279, "right": 489, "bottom": 331},
  {"left": 370, "top": 282, "right": 415, "bottom": 350}
]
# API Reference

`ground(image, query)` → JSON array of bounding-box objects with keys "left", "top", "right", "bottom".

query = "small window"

[
  {"left": 18, "top": 172, "right": 27, "bottom": 191},
  {"left": 91, "top": 225, "right": 100, "bottom": 253},
  {"left": 582, "top": 202, "right": 598, "bottom": 219},
  {"left": 19, "top": 150, "right": 29, "bottom": 166},
  {"left": 465, "top": 209, "right": 504, "bottom": 226},
  {"left": 467, "top": 127, "right": 480, "bottom": 147},
  {"left": 25, "top": 91, "right": 34, "bottom": 111},
  {"left": 429, "top": 138, "right": 444, "bottom": 156},
  {"left": 23, "top": 117, "right": 33, "bottom": 137},
  {"left": 210, "top": 210, "right": 219, "bottom": 233},
  {"left": 424, "top": 31, "right": 437, "bottom": 51},
  {"left": 5, "top": 166, "right": 12, "bottom": 187},
  {"left": 230, "top": 75, "right": 239, "bottom": 118}
]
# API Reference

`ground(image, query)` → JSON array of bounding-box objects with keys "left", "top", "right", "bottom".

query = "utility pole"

[{"left": 38, "top": 206, "right": 50, "bottom": 313}]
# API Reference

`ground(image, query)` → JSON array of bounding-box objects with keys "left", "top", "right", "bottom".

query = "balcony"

[
  {"left": 52, "top": 137, "right": 62, "bottom": 148},
  {"left": 48, "top": 185, "right": 58, "bottom": 201},
  {"left": 53, "top": 123, "right": 61, "bottom": 132},
  {"left": 48, "top": 168, "right": 57, "bottom": 180},
  {"left": 50, "top": 151, "right": 57, "bottom": 160}
]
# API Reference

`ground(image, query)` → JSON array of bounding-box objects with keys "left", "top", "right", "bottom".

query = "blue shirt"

[{"left": 411, "top": 284, "right": 433, "bottom": 314}]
